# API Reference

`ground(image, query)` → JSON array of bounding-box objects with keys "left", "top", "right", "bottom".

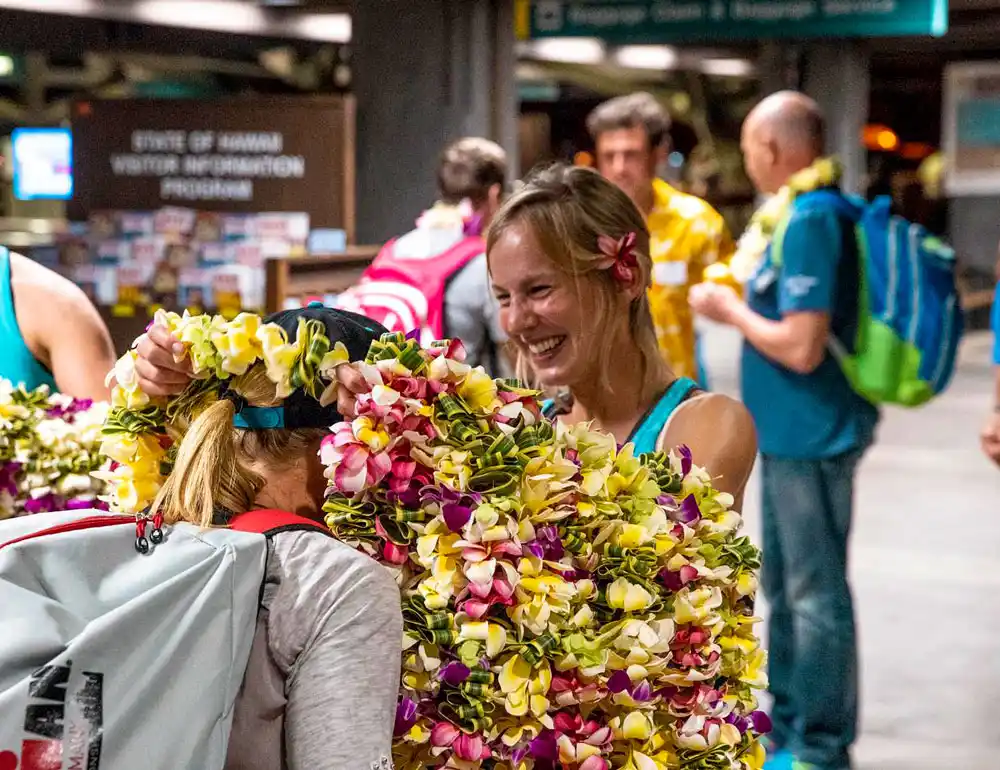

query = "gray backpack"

[{"left": 0, "top": 507, "right": 325, "bottom": 769}]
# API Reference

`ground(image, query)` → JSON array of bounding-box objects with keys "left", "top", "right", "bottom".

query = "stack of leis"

[
  {"left": 97, "top": 309, "right": 351, "bottom": 514},
  {"left": 321, "top": 333, "right": 770, "bottom": 770},
  {"left": 729, "top": 156, "right": 842, "bottom": 283},
  {"left": 0, "top": 379, "right": 110, "bottom": 520}
]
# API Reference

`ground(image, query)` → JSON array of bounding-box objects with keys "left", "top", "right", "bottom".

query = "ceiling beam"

[{"left": 0, "top": 1, "right": 350, "bottom": 42}]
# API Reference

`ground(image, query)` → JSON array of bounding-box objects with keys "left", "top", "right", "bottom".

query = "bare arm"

[
  {"left": 729, "top": 304, "right": 830, "bottom": 375},
  {"left": 14, "top": 254, "right": 116, "bottom": 400},
  {"left": 982, "top": 367, "right": 1000, "bottom": 467},
  {"left": 661, "top": 393, "right": 757, "bottom": 510}
]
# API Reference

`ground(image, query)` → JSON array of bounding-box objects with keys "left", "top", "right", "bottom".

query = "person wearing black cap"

[
  {"left": 136, "top": 305, "right": 401, "bottom": 770},
  {"left": 135, "top": 303, "right": 383, "bottom": 424}
]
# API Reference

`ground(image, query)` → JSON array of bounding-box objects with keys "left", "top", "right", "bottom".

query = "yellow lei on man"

[{"left": 728, "top": 157, "right": 842, "bottom": 283}]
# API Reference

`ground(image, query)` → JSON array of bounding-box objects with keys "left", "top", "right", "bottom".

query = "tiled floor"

[{"left": 702, "top": 324, "right": 1000, "bottom": 770}]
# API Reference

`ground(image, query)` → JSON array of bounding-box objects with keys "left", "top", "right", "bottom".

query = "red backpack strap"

[
  {"left": 427, "top": 235, "right": 487, "bottom": 338},
  {"left": 447, "top": 235, "right": 488, "bottom": 263},
  {"left": 228, "top": 509, "right": 331, "bottom": 538},
  {"left": 363, "top": 237, "right": 399, "bottom": 274}
]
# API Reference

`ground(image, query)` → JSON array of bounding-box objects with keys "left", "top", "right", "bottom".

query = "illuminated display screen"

[{"left": 12, "top": 127, "right": 74, "bottom": 201}]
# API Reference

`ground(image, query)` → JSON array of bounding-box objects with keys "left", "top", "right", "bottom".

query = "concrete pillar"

[
  {"left": 351, "top": 0, "right": 518, "bottom": 244},
  {"left": 756, "top": 41, "right": 800, "bottom": 97},
  {"left": 802, "top": 42, "right": 870, "bottom": 195}
]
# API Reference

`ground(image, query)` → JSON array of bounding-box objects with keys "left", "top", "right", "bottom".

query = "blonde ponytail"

[
  {"left": 151, "top": 365, "right": 332, "bottom": 528},
  {"left": 153, "top": 398, "right": 262, "bottom": 528}
]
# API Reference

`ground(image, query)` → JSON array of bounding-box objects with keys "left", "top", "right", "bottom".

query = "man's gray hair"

[{"left": 586, "top": 92, "right": 671, "bottom": 148}]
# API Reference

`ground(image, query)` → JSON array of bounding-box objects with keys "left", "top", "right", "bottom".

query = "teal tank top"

[
  {"left": 627, "top": 377, "right": 700, "bottom": 454},
  {"left": 0, "top": 247, "right": 58, "bottom": 391},
  {"left": 542, "top": 377, "right": 700, "bottom": 455}
]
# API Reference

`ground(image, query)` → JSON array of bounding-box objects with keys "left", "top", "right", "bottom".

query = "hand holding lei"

[{"left": 97, "top": 308, "right": 351, "bottom": 516}]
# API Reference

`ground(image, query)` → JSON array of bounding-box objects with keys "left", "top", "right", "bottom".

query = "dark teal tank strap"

[
  {"left": 0, "top": 247, "right": 24, "bottom": 344},
  {"left": 628, "top": 377, "right": 701, "bottom": 455},
  {"left": 0, "top": 247, "right": 14, "bottom": 329},
  {"left": 0, "top": 247, "right": 58, "bottom": 391}
]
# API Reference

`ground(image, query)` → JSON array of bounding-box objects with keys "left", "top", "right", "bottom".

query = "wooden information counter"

[{"left": 264, "top": 246, "right": 378, "bottom": 313}]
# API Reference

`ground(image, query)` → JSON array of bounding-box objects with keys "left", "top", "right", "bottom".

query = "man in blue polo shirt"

[{"left": 690, "top": 91, "right": 879, "bottom": 770}]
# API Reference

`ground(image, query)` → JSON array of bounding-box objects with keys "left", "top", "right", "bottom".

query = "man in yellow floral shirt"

[{"left": 587, "top": 92, "right": 734, "bottom": 383}]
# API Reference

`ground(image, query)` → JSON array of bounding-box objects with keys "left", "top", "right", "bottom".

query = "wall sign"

[
  {"left": 70, "top": 97, "right": 356, "bottom": 234},
  {"left": 517, "top": 0, "right": 948, "bottom": 43},
  {"left": 944, "top": 62, "right": 1000, "bottom": 197}
]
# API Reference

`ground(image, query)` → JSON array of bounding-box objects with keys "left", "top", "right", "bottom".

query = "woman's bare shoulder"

[
  {"left": 661, "top": 392, "right": 758, "bottom": 504},
  {"left": 676, "top": 392, "right": 756, "bottom": 439}
]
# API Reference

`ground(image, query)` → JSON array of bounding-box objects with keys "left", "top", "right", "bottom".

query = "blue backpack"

[{"left": 772, "top": 191, "right": 962, "bottom": 407}]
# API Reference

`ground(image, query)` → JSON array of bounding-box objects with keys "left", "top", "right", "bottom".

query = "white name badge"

[{"left": 653, "top": 261, "right": 688, "bottom": 287}]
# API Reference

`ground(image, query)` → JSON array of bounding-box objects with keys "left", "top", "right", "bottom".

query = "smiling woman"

[{"left": 487, "top": 164, "right": 757, "bottom": 507}]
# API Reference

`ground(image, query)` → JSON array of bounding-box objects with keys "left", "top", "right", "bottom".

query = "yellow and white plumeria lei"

[
  {"left": 97, "top": 309, "right": 350, "bottom": 514},
  {"left": 729, "top": 157, "right": 842, "bottom": 283}
]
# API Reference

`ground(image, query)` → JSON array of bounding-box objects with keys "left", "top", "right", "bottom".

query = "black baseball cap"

[{"left": 231, "top": 304, "right": 386, "bottom": 430}]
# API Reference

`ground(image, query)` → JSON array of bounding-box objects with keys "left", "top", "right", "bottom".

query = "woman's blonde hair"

[
  {"left": 485, "top": 163, "right": 667, "bottom": 392},
  {"left": 151, "top": 366, "right": 327, "bottom": 528}
]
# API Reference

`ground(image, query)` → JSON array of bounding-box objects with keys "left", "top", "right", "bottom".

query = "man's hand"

[
  {"left": 134, "top": 324, "right": 193, "bottom": 396},
  {"left": 981, "top": 411, "right": 1000, "bottom": 467},
  {"left": 689, "top": 282, "right": 743, "bottom": 326}
]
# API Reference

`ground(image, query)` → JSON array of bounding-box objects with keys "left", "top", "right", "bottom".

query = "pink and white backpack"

[{"left": 336, "top": 235, "right": 484, "bottom": 345}]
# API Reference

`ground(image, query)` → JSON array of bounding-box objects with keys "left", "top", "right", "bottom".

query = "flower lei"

[
  {"left": 415, "top": 199, "right": 485, "bottom": 238},
  {"left": 321, "top": 334, "right": 770, "bottom": 770},
  {"left": 0, "top": 380, "right": 110, "bottom": 520},
  {"left": 97, "top": 309, "right": 351, "bottom": 520},
  {"left": 99, "top": 316, "right": 770, "bottom": 769},
  {"left": 729, "top": 156, "right": 842, "bottom": 283}
]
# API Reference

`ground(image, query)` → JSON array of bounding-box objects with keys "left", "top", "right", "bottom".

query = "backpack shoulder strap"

[
  {"left": 228, "top": 509, "right": 331, "bottom": 538},
  {"left": 363, "top": 237, "right": 399, "bottom": 273},
  {"left": 769, "top": 211, "right": 795, "bottom": 271},
  {"left": 770, "top": 189, "right": 863, "bottom": 269},
  {"left": 444, "top": 235, "right": 487, "bottom": 265},
  {"left": 430, "top": 235, "right": 487, "bottom": 286},
  {"left": 797, "top": 188, "right": 867, "bottom": 219}
]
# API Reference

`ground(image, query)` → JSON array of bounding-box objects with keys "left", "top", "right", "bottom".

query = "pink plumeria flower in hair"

[{"left": 597, "top": 232, "right": 638, "bottom": 285}]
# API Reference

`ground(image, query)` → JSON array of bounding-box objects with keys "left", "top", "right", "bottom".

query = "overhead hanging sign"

[{"left": 517, "top": 0, "right": 948, "bottom": 43}]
